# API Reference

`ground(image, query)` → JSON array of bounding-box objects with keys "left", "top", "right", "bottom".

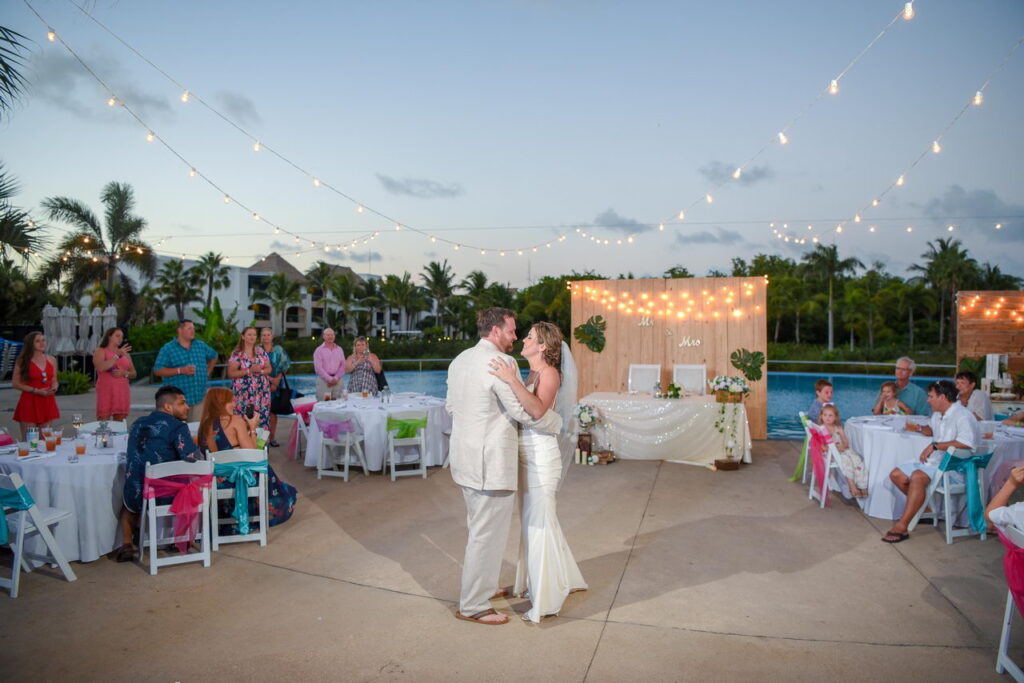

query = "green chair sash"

[
  {"left": 938, "top": 451, "right": 994, "bottom": 533},
  {"left": 387, "top": 416, "right": 427, "bottom": 439},
  {"left": 0, "top": 485, "right": 35, "bottom": 545},
  {"left": 214, "top": 461, "right": 268, "bottom": 535},
  {"left": 789, "top": 413, "right": 811, "bottom": 482}
]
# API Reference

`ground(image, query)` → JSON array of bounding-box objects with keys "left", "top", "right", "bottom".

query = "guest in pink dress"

[{"left": 93, "top": 327, "right": 137, "bottom": 421}]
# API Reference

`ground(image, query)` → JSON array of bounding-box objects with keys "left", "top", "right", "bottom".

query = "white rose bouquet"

[
  {"left": 708, "top": 375, "right": 750, "bottom": 394},
  {"left": 575, "top": 404, "right": 600, "bottom": 429}
]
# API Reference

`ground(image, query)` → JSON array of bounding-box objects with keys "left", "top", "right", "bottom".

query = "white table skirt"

[
  {"left": 582, "top": 392, "right": 752, "bottom": 468},
  {"left": 303, "top": 394, "right": 452, "bottom": 471},
  {"left": 1, "top": 441, "right": 126, "bottom": 563},
  {"left": 845, "top": 415, "right": 1024, "bottom": 521}
]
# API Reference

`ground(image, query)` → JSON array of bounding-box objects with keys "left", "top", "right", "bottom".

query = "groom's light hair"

[{"left": 477, "top": 307, "right": 515, "bottom": 337}]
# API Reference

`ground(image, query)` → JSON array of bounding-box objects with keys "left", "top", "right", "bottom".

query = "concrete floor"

[{"left": 0, "top": 387, "right": 1018, "bottom": 681}]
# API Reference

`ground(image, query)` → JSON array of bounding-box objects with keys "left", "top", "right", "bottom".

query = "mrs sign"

[{"left": 570, "top": 276, "right": 768, "bottom": 439}]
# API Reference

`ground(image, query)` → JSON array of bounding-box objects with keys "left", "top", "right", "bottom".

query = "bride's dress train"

[{"left": 513, "top": 423, "right": 587, "bottom": 622}]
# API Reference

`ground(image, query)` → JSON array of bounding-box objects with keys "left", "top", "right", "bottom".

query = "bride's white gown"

[{"left": 513, "top": 386, "right": 587, "bottom": 622}]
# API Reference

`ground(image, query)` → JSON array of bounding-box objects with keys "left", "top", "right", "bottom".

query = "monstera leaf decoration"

[
  {"left": 730, "top": 348, "right": 765, "bottom": 383},
  {"left": 574, "top": 315, "right": 607, "bottom": 353}
]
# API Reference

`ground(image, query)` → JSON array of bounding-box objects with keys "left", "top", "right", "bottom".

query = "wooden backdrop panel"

[
  {"left": 956, "top": 291, "right": 1024, "bottom": 376},
  {"left": 571, "top": 277, "right": 768, "bottom": 439}
]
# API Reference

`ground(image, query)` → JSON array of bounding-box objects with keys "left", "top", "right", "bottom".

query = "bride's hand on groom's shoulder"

[{"left": 488, "top": 357, "right": 518, "bottom": 384}]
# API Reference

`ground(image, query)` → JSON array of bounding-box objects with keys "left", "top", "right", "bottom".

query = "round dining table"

[
  {"left": 0, "top": 434, "right": 129, "bottom": 563},
  {"left": 845, "top": 415, "right": 1024, "bottom": 521}
]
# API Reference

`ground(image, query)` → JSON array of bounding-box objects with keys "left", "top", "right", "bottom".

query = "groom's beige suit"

[{"left": 446, "top": 338, "right": 562, "bottom": 616}]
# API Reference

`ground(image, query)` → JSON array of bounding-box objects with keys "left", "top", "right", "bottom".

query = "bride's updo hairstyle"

[{"left": 531, "top": 322, "right": 563, "bottom": 375}]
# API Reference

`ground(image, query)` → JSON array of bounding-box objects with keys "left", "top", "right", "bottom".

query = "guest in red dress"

[
  {"left": 93, "top": 327, "right": 137, "bottom": 421},
  {"left": 11, "top": 331, "right": 60, "bottom": 438}
]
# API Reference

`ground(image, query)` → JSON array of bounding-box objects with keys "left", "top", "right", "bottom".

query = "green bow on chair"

[
  {"left": 0, "top": 485, "right": 35, "bottom": 545},
  {"left": 387, "top": 416, "right": 427, "bottom": 439},
  {"left": 213, "top": 461, "right": 268, "bottom": 535},
  {"left": 938, "top": 450, "right": 994, "bottom": 533}
]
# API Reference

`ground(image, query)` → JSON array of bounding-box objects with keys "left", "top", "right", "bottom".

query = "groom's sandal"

[
  {"left": 455, "top": 609, "right": 509, "bottom": 625},
  {"left": 490, "top": 588, "right": 510, "bottom": 600}
]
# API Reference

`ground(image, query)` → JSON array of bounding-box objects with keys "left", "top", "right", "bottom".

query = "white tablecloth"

[
  {"left": 0, "top": 438, "right": 128, "bottom": 563},
  {"left": 582, "top": 392, "right": 752, "bottom": 468},
  {"left": 303, "top": 393, "right": 452, "bottom": 471},
  {"left": 845, "top": 415, "right": 1024, "bottom": 521}
]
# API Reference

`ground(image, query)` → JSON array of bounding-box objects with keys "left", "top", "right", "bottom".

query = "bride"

[{"left": 489, "top": 321, "right": 587, "bottom": 622}]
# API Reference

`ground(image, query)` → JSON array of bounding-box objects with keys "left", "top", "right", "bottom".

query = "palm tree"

[
  {"left": 896, "top": 279, "right": 934, "bottom": 351},
  {"left": 801, "top": 243, "right": 863, "bottom": 351},
  {"left": 842, "top": 262, "right": 888, "bottom": 349},
  {"left": 977, "top": 263, "right": 1023, "bottom": 290},
  {"left": 155, "top": 259, "right": 203, "bottom": 320},
  {"left": 909, "top": 238, "right": 979, "bottom": 345},
  {"left": 420, "top": 260, "right": 456, "bottom": 335},
  {"left": 133, "top": 281, "right": 166, "bottom": 326},
  {"left": 192, "top": 251, "right": 231, "bottom": 310},
  {"left": 357, "top": 278, "right": 383, "bottom": 335},
  {"left": 40, "top": 182, "right": 156, "bottom": 325},
  {"left": 0, "top": 164, "right": 45, "bottom": 261},
  {"left": 327, "top": 274, "right": 358, "bottom": 336},
  {"left": 252, "top": 273, "right": 301, "bottom": 335},
  {"left": 382, "top": 272, "right": 425, "bottom": 332},
  {"left": 459, "top": 270, "right": 491, "bottom": 309},
  {"left": 0, "top": 25, "right": 29, "bottom": 120},
  {"left": 304, "top": 261, "right": 334, "bottom": 325}
]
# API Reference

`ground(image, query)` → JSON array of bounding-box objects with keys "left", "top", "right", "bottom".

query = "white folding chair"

[
  {"left": 0, "top": 473, "right": 77, "bottom": 598},
  {"left": 210, "top": 449, "right": 268, "bottom": 549},
  {"left": 627, "top": 364, "right": 661, "bottom": 393},
  {"left": 441, "top": 429, "right": 452, "bottom": 469},
  {"left": 187, "top": 421, "right": 200, "bottom": 439},
  {"left": 139, "top": 460, "right": 213, "bottom": 575},
  {"left": 997, "top": 524, "right": 1024, "bottom": 682},
  {"left": 385, "top": 410, "right": 428, "bottom": 481},
  {"left": 908, "top": 447, "right": 991, "bottom": 544},
  {"left": 316, "top": 412, "right": 368, "bottom": 481},
  {"left": 291, "top": 397, "right": 317, "bottom": 455},
  {"left": 672, "top": 364, "right": 707, "bottom": 395},
  {"left": 805, "top": 422, "right": 843, "bottom": 508}
]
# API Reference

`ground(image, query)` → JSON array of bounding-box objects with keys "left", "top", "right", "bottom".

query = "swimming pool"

[{"left": 232, "top": 371, "right": 941, "bottom": 440}]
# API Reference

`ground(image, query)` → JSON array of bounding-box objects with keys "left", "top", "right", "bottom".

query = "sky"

[{"left": 1, "top": 0, "right": 1023, "bottom": 288}]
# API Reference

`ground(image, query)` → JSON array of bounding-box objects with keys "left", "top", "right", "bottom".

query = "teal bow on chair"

[
  {"left": 387, "top": 416, "right": 427, "bottom": 439},
  {"left": 938, "top": 450, "right": 994, "bottom": 533},
  {"left": 0, "top": 485, "right": 35, "bottom": 545},
  {"left": 213, "top": 461, "right": 268, "bottom": 535}
]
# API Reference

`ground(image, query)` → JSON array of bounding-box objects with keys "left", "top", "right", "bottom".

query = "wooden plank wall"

[
  {"left": 956, "top": 291, "right": 1024, "bottom": 376},
  {"left": 570, "top": 277, "right": 768, "bottom": 439}
]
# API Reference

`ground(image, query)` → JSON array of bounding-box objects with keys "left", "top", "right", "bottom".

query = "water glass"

[
  {"left": 54, "top": 428, "right": 64, "bottom": 445},
  {"left": 17, "top": 441, "right": 30, "bottom": 458}
]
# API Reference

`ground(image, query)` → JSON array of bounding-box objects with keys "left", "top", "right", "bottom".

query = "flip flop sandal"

[
  {"left": 881, "top": 532, "right": 910, "bottom": 544},
  {"left": 490, "top": 588, "right": 510, "bottom": 599},
  {"left": 455, "top": 608, "right": 509, "bottom": 625}
]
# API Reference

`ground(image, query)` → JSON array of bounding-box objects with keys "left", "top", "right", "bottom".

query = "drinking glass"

[
  {"left": 17, "top": 441, "right": 29, "bottom": 458},
  {"left": 54, "top": 428, "right": 63, "bottom": 445},
  {"left": 74, "top": 438, "right": 87, "bottom": 457},
  {"left": 45, "top": 433, "right": 56, "bottom": 452}
]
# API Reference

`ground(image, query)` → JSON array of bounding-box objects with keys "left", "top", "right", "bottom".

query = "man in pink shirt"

[{"left": 313, "top": 328, "right": 346, "bottom": 400}]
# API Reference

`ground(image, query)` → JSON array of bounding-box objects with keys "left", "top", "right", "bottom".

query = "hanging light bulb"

[
  {"left": 996, "top": 223, "right": 1003, "bottom": 230},
  {"left": 903, "top": 2, "right": 914, "bottom": 20},
  {"left": 896, "top": 174, "right": 905, "bottom": 187},
  {"left": 47, "top": 29, "right": 56, "bottom": 42},
  {"left": 732, "top": 167, "right": 742, "bottom": 180},
  {"left": 778, "top": 131, "right": 789, "bottom": 145},
  {"left": 252, "top": 141, "right": 261, "bottom": 152},
  {"left": 973, "top": 90, "right": 984, "bottom": 106},
  {"left": 906, "top": 226, "right": 913, "bottom": 232},
  {"left": 836, "top": 225, "right": 843, "bottom": 233},
  {"left": 871, "top": 199, "right": 880, "bottom": 207},
  {"left": 932, "top": 140, "right": 942, "bottom": 154},
  {"left": 274, "top": 227, "right": 281, "bottom": 234},
  {"left": 705, "top": 193, "right": 714, "bottom": 204},
  {"left": 180, "top": 90, "right": 190, "bottom": 103},
  {"left": 356, "top": 205, "right": 364, "bottom": 214},
  {"left": 947, "top": 225, "right": 955, "bottom": 232},
  {"left": 394, "top": 224, "right": 401, "bottom": 231},
  {"left": 678, "top": 210, "right": 685, "bottom": 220},
  {"left": 658, "top": 223, "right": 665, "bottom": 232},
  {"left": 252, "top": 213, "right": 260, "bottom": 221},
  {"left": 829, "top": 79, "right": 839, "bottom": 95},
  {"left": 188, "top": 168, "right": 197, "bottom": 177},
  {"left": 145, "top": 131, "right": 155, "bottom": 142},
  {"left": 107, "top": 97, "right": 116, "bottom": 107},
  {"left": 853, "top": 214, "right": 861, "bottom": 223},
  {"left": 312, "top": 177, "right": 320, "bottom": 187},
  {"left": 223, "top": 195, "right": 231, "bottom": 204},
  {"left": 869, "top": 226, "right": 876, "bottom": 232}
]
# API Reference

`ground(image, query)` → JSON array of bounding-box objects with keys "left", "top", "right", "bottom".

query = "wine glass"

[{"left": 72, "top": 413, "right": 83, "bottom": 437}]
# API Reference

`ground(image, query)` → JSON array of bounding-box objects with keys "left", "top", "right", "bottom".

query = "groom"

[{"left": 446, "top": 307, "right": 562, "bottom": 625}]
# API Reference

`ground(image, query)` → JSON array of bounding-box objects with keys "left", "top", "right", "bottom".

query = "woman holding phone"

[
  {"left": 93, "top": 327, "right": 137, "bottom": 421},
  {"left": 345, "top": 336, "right": 382, "bottom": 394},
  {"left": 226, "top": 326, "right": 272, "bottom": 429}
]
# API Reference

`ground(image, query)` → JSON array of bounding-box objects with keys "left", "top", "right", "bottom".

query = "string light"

[
  {"left": 46, "top": 28, "right": 55, "bottom": 42},
  {"left": 188, "top": 167, "right": 197, "bottom": 177},
  {"left": 677, "top": 210, "right": 685, "bottom": 221},
  {"left": 903, "top": 2, "right": 915, "bottom": 21},
  {"left": 778, "top": 132, "right": 789, "bottom": 145},
  {"left": 180, "top": 90, "right": 190, "bottom": 103},
  {"left": 895, "top": 174, "right": 905, "bottom": 187},
  {"left": 106, "top": 97, "right": 116, "bottom": 107},
  {"left": 705, "top": 193, "right": 714, "bottom": 204},
  {"left": 974, "top": 90, "right": 984, "bottom": 106},
  {"left": 931, "top": 140, "right": 941, "bottom": 154},
  {"left": 732, "top": 167, "right": 742, "bottom": 180},
  {"left": 145, "top": 131, "right": 154, "bottom": 142},
  {"left": 829, "top": 79, "right": 839, "bottom": 95},
  {"left": 312, "top": 177, "right": 320, "bottom": 187}
]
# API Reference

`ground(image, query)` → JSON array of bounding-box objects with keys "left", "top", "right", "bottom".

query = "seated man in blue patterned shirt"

[
  {"left": 116, "top": 385, "right": 199, "bottom": 562},
  {"left": 153, "top": 319, "right": 218, "bottom": 421}
]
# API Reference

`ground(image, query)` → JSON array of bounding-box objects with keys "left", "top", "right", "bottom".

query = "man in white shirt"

[{"left": 882, "top": 380, "right": 980, "bottom": 543}]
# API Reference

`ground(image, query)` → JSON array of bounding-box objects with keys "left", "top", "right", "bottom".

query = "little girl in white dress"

[{"left": 819, "top": 404, "right": 869, "bottom": 498}]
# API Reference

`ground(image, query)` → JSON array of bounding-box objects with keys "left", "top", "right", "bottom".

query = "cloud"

[
  {"left": 592, "top": 208, "right": 651, "bottom": 234},
  {"left": 215, "top": 90, "right": 262, "bottom": 126},
  {"left": 29, "top": 50, "right": 172, "bottom": 121},
  {"left": 268, "top": 240, "right": 298, "bottom": 251},
  {"left": 699, "top": 161, "right": 774, "bottom": 187},
  {"left": 674, "top": 227, "right": 745, "bottom": 245},
  {"left": 325, "top": 249, "right": 383, "bottom": 263},
  {"left": 377, "top": 175, "right": 463, "bottom": 198},
  {"left": 922, "top": 185, "right": 1023, "bottom": 242}
]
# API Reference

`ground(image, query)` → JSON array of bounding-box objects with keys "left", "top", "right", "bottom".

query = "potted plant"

[{"left": 709, "top": 375, "right": 749, "bottom": 403}]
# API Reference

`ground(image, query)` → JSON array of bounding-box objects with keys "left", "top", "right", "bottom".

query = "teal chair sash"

[
  {"left": 938, "top": 451, "right": 994, "bottom": 533},
  {"left": 214, "top": 461, "right": 268, "bottom": 535},
  {"left": 387, "top": 416, "right": 427, "bottom": 439},
  {"left": 0, "top": 485, "right": 35, "bottom": 545}
]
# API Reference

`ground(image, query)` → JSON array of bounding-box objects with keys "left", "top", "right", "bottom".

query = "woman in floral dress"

[{"left": 226, "top": 327, "right": 272, "bottom": 429}]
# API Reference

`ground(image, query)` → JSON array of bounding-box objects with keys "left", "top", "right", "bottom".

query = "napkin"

[{"left": 1004, "top": 426, "right": 1024, "bottom": 438}]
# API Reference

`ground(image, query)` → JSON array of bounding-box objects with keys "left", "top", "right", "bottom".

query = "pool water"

[{"left": 266, "top": 371, "right": 942, "bottom": 440}]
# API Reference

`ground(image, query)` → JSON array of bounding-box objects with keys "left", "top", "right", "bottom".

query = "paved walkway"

[{"left": 0, "top": 386, "right": 1016, "bottom": 681}]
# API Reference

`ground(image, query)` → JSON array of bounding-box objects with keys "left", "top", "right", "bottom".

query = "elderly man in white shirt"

[{"left": 882, "top": 380, "right": 980, "bottom": 543}]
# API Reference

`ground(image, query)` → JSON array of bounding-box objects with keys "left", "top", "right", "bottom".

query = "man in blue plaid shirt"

[{"left": 153, "top": 319, "right": 218, "bottom": 421}]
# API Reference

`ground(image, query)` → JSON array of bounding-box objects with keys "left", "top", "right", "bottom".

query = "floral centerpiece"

[
  {"left": 708, "top": 375, "right": 749, "bottom": 403},
  {"left": 575, "top": 404, "right": 600, "bottom": 432}
]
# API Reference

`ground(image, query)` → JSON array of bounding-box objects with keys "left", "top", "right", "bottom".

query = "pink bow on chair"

[
  {"left": 143, "top": 473, "right": 213, "bottom": 553},
  {"left": 998, "top": 530, "right": 1024, "bottom": 618},
  {"left": 808, "top": 428, "right": 833, "bottom": 507},
  {"left": 320, "top": 419, "right": 354, "bottom": 440}
]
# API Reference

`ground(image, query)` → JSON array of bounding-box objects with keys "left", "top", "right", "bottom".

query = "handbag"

[{"left": 270, "top": 373, "right": 302, "bottom": 415}]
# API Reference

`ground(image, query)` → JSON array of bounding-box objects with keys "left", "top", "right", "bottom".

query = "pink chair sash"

[
  {"left": 143, "top": 473, "right": 213, "bottom": 552},
  {"left": 808, "top": 428, "right": 833, "bottom": 507},
  {"left": 320, "top": 419, "right": 354, "bottom": 440},
  {"left": 287, "top": 402, "right": 318, "bottom": 460},
  {"left": 998, "top": 529, "right": 1024, "bottom": 618}
]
